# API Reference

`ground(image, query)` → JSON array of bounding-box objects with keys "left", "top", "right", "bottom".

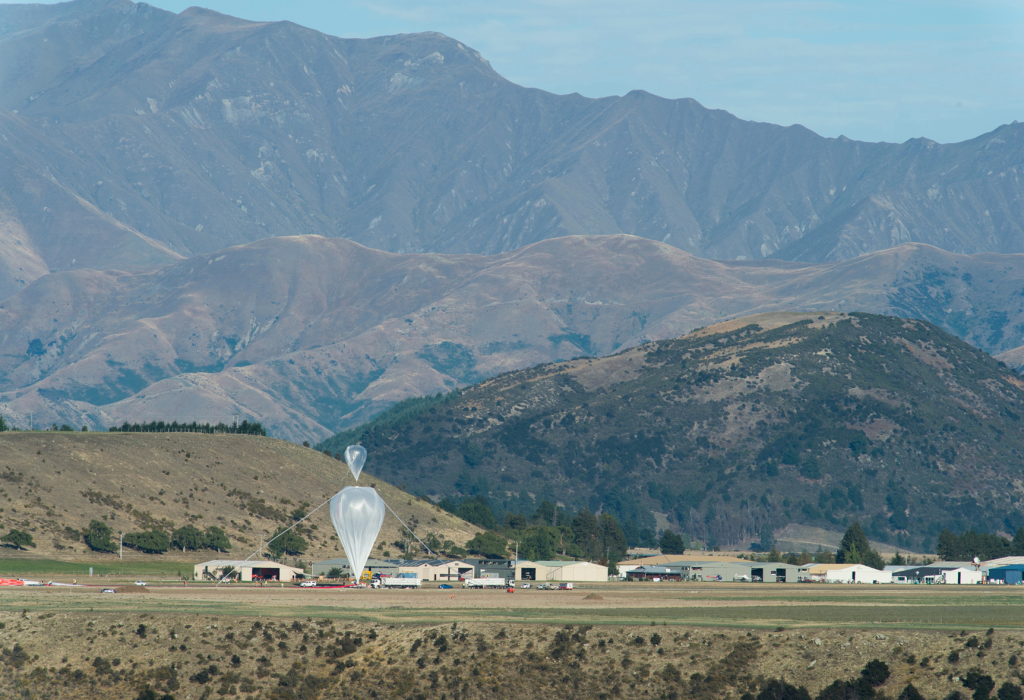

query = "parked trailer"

[
  {"left": 372, "top": 573, "right": 421, "bottom": 588},
  {"left": 463, "top": 577, "right": 511, "bottom": 589}
]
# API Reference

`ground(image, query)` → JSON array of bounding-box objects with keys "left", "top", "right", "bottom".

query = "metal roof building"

[
  {"left": 800, "top": 564, "right": 891, "bottom": 584},
  {"left": 988, "top": 565, "right": 1024, "bottom": 585},
  {"left": 890, "top": 567, "right": 953, "bottom": 584},
  {"left": 195, "top": 560, "right": 305, "bottom": 582},
  {"left": 398, "top": 559, "right": 473, "bottom": 581},
  {"left": 983, "top": 557, "right": 1024, "bottom": 568},
  {"left": 626, "top": 566, "right": 684, "bottom": 581}
]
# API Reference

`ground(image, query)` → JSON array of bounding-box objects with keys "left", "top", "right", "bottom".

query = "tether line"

[
  {"left": 215, "top": 487, "right": 433, "bottom": 585},
  {"left": 215, "top": 496, "right": 332, "bottom": 586},
  {"left": 381, "top": 496, "right": 436, "bottom": 557}
]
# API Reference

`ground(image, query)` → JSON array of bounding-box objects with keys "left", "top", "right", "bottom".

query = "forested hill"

[{"left": 318, "top": 312, "right": 1024, "bottom": 552}]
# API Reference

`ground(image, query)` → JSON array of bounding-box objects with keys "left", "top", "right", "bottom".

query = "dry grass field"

[
  {"left": 0, "top": 432, "right": 482, "bottom": 564},
  {"left": 1, "top": 581, "right": 1023, "bottom": 699}
]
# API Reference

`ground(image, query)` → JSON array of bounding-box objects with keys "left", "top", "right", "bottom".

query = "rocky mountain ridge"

[{"left": 0, "top": 0, "right": 1021, "bottom": 300}]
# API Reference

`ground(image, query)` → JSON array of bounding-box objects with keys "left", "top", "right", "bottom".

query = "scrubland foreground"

[{"left": 1, "top": 585, "right": 1024, "bottom": 700}]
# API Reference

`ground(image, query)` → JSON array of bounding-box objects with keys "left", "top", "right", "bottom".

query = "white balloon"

[
  {"left": 329, "top": 486, "right": 385, "bottom": 583},
  {"left": 345, "top": 445, "right": 367, "bottom": 481}
]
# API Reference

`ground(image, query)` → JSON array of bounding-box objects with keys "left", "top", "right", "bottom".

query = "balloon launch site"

[{"left": 0, "top": 434, "right": 1021, "bottom": 700}]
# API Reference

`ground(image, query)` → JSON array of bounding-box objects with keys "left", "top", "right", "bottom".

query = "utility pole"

[{"left": 119, "top": 532, "right": 123, "bottom": 560}]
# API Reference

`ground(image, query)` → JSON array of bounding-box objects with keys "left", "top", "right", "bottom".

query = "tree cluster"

[
  {"left": 82, "top": 520, "right": 232, "bottom": 555},
  {"left": 936, "top": 528, "right": 1024, "bottom": 561},
  {"left": 108, "top": 420, "right": 266, "bottom": 436},
  {"left": 267, "top": 526, "right": 307, "bottom": 557},
  {"left": 0, "top": 529, "right": 35, "bottom": 550},
  {"left": 440, "top": 495, "right": 632, "bottom": 563}
]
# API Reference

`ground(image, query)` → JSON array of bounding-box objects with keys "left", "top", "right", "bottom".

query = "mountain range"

[
  {"left": 5, "top": 235, "right": 1024, "bottom": 442},
  {"left": 318, "top": 312, "right": 1024, "bottom": 551},
  {"left": 1, "top": 0, "right": 1024, "bottom": 447},
  {"left": 0, "top": 0, "right": 1022, "bottom": 302}
]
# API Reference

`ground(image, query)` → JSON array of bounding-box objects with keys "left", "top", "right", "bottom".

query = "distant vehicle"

[
  {"left": 520, "top": 583, "right": 531, "bottom": 589},
  {"left": 536, "top": 583, "right": 551, "bottom": 590},
  {"left": 374, "top": 573, "right": 420, "bottom": 588},
  {"left": 734, "top": 574, "right": 752, "bottom": 582},
  {"left": 463, "top": 577, "right": 511, "bottom": 589},
  {"left": 134, "top": 581, "right": 147, "bottom": 586},
  {"left": 438, "top": 584, "right": 453, "bottom": 589},
  {"left": 558, "top": 582, "right": 574, "bottom": 590},
  {"left": 102, "top": 588, "right": 116, "bottom": 593},
  {"left": 298, "top": 580, "right": 317, "bottom": 588}
]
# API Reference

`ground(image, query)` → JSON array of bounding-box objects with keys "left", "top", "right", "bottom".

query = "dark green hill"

[{"left": 318, "top": 311, "right": 1024, "bottom": 552}]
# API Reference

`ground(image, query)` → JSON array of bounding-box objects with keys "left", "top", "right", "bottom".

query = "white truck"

[
  {"left": 376, "top": 573, "right": 421, "bottom": 589},
  {"left": 462, "top": 577, "right": 512, "bottom": 589}
]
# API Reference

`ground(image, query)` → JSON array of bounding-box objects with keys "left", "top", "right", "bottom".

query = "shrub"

[
  {"left": 755, "top": 679, "right": 811, "bottom": 700},
  {"left": 134, "top": 686, "right": 176, "bottom": 700},
  {"left": 998, "top": 683, "right": 1024, "bottom": 700},
  {"left": 899, "top": 683, "right": 926, "bottom": 700},
  {"left": 84, "top": 520, "right": 117, "bottom": 553},
  {"left": 3, "top": 644, "right": 30, "bottom": 669},
  {"left": 862, "top": 659, "right": 890, "bottom": 687},
  {"left": 963, "top": 670, "right": 996, "bottom": 700}
]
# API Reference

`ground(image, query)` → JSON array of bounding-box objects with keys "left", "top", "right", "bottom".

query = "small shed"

[{"left": 195, "top": 560, "right": 305, "bottom": 582}]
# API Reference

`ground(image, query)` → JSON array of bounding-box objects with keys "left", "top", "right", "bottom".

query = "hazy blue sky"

[{"left": 53, "top": 0, "right": 1024, "bottom": 143}]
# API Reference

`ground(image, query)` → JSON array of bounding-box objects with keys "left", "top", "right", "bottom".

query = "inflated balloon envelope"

[
  {"left": 329, "top": 486, "right": 385, "bottom": 582},
  {"left": 345, "top": 445, "right": 367, "bottom": 481}
]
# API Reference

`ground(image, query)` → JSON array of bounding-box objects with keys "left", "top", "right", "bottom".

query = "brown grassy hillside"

[{"left": 0, "top": 432, "right": 481, "bottom": 563}]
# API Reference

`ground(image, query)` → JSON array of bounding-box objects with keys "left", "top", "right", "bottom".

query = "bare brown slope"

[
  {"left": 3, "top": 235, "right": 1024, "bottom": 443},
  {"left": 0, "top": 432, "right": 481, "bottom": 563}
]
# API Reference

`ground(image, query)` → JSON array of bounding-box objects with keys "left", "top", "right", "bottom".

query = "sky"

[{"left": 47, "top": 0, "right": 1024, "bottom": 143}]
